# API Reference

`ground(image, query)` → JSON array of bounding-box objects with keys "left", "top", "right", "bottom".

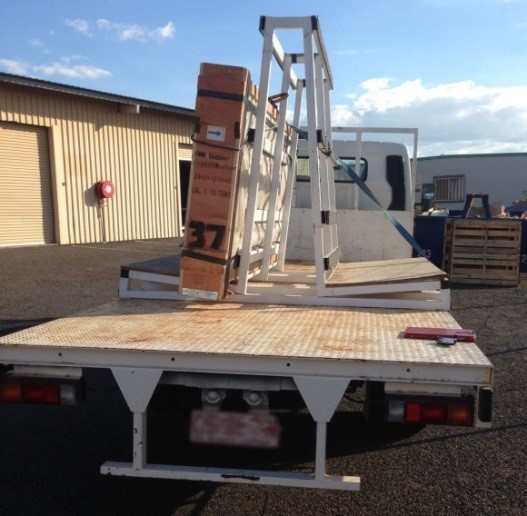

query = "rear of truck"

[{"left": 0, "top": 298, "right": 493, "bottom": 491}]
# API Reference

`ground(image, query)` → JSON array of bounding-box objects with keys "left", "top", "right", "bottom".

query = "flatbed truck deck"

[
  {"left": 0, "top": 299, "right": 491, "bottom": 381},
  {"left": 0, "top": 299, "right": 493, "bottom": 490}
]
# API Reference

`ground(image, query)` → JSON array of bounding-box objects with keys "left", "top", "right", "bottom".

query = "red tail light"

[
  {"left": 22, "top": 384, "right": 60, "bottom": 405},
  {"left": 405, "top": 402, "right": 421, "bottom": 423},
  {"left": 421, "top": 403, "right": 447, "bottom": 424},
  {"left": 388, "top": 397, "right": 474, "bottom": 426},
  {"left": 0, "top": 378, "right": 83, "bottom": 405}
]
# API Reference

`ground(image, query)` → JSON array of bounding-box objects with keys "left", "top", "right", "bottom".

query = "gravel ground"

[{"left": 0, "top": 239, "right": 526, "bottom": 516}]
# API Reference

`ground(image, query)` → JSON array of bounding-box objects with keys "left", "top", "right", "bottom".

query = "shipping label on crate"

[{"left": 186, "top": 146, "right": 239, "bottom": 254}]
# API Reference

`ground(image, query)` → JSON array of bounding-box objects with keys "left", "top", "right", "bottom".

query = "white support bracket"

[
  {"left": 110, "top": 368, "right": 163, "bottom": 470},
  {"left": 111, "top": 367, "right": 163, "bottom": 413},
  {"left": 102, "top": 367, "right": 360, "bottom": 490},
  {"left": 294, "top": 376, "right": 353, "bottom": 482}
]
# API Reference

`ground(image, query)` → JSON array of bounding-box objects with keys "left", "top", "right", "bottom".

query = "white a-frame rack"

[
  {"left": 228, "top": 16, "right": 448, "bottom": 309},
  {"left": 120, "top": 16, "right": 450, "bottom": 310},
  {"left": 235, "top": 15, "right": 339, "bottom": 296}
]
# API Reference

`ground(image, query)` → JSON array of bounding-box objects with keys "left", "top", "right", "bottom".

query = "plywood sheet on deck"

[
  {"left": 123, "top": 256, "right": 181, "bottom": 276},
  {"left": 326, "top": 257, "right": 447, "bottom": 287}
]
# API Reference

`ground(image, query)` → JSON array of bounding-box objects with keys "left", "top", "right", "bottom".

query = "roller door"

[
  {"left": 0, "top": 122, "right": 55, "bottom": 245},
  {"left": 178, "top": 143, "right": 193, "bottom": 160}
]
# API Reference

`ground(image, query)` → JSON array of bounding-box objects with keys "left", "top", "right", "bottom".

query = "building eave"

[{"left": 0, "top": 72, "right": 194, "bottom": 117}]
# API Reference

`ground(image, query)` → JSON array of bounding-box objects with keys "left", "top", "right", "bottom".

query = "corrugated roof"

[{"left": 0, "top": 72, "right": 194, "bottom": 117}]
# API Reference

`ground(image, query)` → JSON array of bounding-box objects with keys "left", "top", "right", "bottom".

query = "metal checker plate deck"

[{"left": 0, "top": 299, "right": 491, "bottom": 368}]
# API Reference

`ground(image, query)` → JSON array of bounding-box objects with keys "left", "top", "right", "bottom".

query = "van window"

[{"left": 296, "top": 157, "right": 368, "bottom": 183}]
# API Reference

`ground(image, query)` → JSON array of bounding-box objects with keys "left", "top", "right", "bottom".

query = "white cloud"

[
  {"left": 34, "top": 62, "right": 111, "bottom": 80},
  {"left": 65, "top": 18, "right": 91, "bottom": 36},
  {"left": 154, "top": 22, "right": 176, "bottom": 40},
  {"left": 29, "top": 39, "right": 44, "bottom": 48},
  {"left": 95, "top": 18, "right": 175, "bottom": 42},
  {"left": 331, "top": 77, "right": 527, "bottom": 155},
  {"left": 0, "top": 59, "right": 30, "bottom": 75},
  {"left": 60, "top": 55, "right": 87, "bottom": 65},
  {"left": 0, "top": 56, "right": 111, "bottom": 80},
  {"left": 64, "top": 17, "right": 175, "bottom": 42}
]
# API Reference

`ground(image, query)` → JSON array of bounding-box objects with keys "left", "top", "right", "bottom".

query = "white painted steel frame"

[
  {"left": 259, "top": 53, "right": 293, "bottom": 280},
  {"left": 0, "top": 341, "right": 490, "bottom": 489},
  {"left": 120, "top": 270, "right": 450, "bottom": 310},
  {"left": 0, "top": 344, "right": 493, "bottom": 396},
  {"left": 237, "top": 17, "right": 276, "bottom": 293},
  {"left": 226, "top": 19, "right": 433, "bottom": 310},
  {"left": 230, "top": 289, "right": 451, "bottom": 311},
  {"left": 101, "top": 462, "right": 360, "bottom": 491},
  {"left": 101, "top": 366, "right": 360, "bottom": 490},
  {"left": 331, "top": 126, "right": 419, "bottom": 207},
  {"left": 276, "top": 79, "right": 303, "bottom": 271},
  {"left": 237, "top": 16, "right": 339, "bottom": 296},
  {"left": 119, "top": 276, "right": 450, "bottom": 310}
]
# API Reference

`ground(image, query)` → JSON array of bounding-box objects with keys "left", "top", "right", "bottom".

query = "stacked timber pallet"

[{"left": 443, "top": 218, "right": 522, "bottom": 286}]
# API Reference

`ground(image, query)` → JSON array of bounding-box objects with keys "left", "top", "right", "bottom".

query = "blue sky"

[{"left": 1, "top": 0, "right": 526, "bottom": 156}]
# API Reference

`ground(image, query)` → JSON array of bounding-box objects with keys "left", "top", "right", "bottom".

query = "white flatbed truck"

[
  {"left": 0, "top": 298, "right": 493, "bottom": 491},
  {"left": 0, "top": 16, "right": 493, "bottom": 492}
]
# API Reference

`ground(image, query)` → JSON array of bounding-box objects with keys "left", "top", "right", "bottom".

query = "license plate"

[{"left": 189, "top": 410, "right": 281, "bottom": 449}]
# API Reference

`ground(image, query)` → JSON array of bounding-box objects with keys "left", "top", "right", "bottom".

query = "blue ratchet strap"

[
  {"left": 334, "top": 156, "right": 425, "bottom": 257},
  {"left": 289, "top": 124, "right": 424, "bottom": 256}
]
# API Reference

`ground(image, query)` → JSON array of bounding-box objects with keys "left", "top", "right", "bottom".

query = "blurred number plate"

[{"left": 189, "top": 410, "right": 281, "bottom": 449}]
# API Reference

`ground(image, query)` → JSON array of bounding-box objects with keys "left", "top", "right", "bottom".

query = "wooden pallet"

[{"left": 443, "top": 219, "right": 522, "bottom": 286}]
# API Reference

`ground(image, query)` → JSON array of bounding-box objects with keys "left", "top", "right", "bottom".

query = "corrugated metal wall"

[{"left": 0, "top": 83, "right": 194, "bottom": 244}]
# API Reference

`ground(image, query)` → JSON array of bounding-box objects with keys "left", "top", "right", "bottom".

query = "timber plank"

[{"left": 326, "top": 257, "right": 447, "bottom": 287}]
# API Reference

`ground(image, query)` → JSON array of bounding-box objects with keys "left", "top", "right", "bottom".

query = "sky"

[{"left": 1, "top": 0, "right": 526, "bottom": 157}]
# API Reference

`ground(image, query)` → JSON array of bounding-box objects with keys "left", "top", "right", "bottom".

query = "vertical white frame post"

[
  {"left": 260, "top": 54, "right": 293, "bottom": 279},
  {"left": 237, "top": 16, "right": 340, "bottom": 293},
  {"left": 314, "top": 54, "right": 333, "bottom": 261},
  {"left": 237, "top": 20, "right": 276, "bottom": 294},
  {"left": 277, "top": 78, "right": 304, "bottom": 270},
  {"left": 303, "top": 21, "right": 326, "bottom": 292}
]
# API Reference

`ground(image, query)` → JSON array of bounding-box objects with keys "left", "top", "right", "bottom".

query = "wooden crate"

[
  {"left": 443, "top": 219, "right": 522, "bottom": 286},
  {"left": 179, "top": 63, "right": 288, "bottom": 300}
]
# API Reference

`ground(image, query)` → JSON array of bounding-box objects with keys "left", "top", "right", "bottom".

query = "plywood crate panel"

[
  {"left": 443, "top": 219, "right": 522, "bottom": 286},
  {"left": 179, "top": 63, "right": 290, "bottom": 300},
  {"left": 179, "top": 64, "right": 251, "bottom": 299}
]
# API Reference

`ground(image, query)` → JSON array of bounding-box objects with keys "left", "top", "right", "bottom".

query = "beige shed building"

[{"left": 0, "top": 72, "right": 195, "bottom": 246}]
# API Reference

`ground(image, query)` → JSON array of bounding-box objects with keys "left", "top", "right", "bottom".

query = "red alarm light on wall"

[{"left": 96, "top": 181, "right": 115, "bottom": 199}]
